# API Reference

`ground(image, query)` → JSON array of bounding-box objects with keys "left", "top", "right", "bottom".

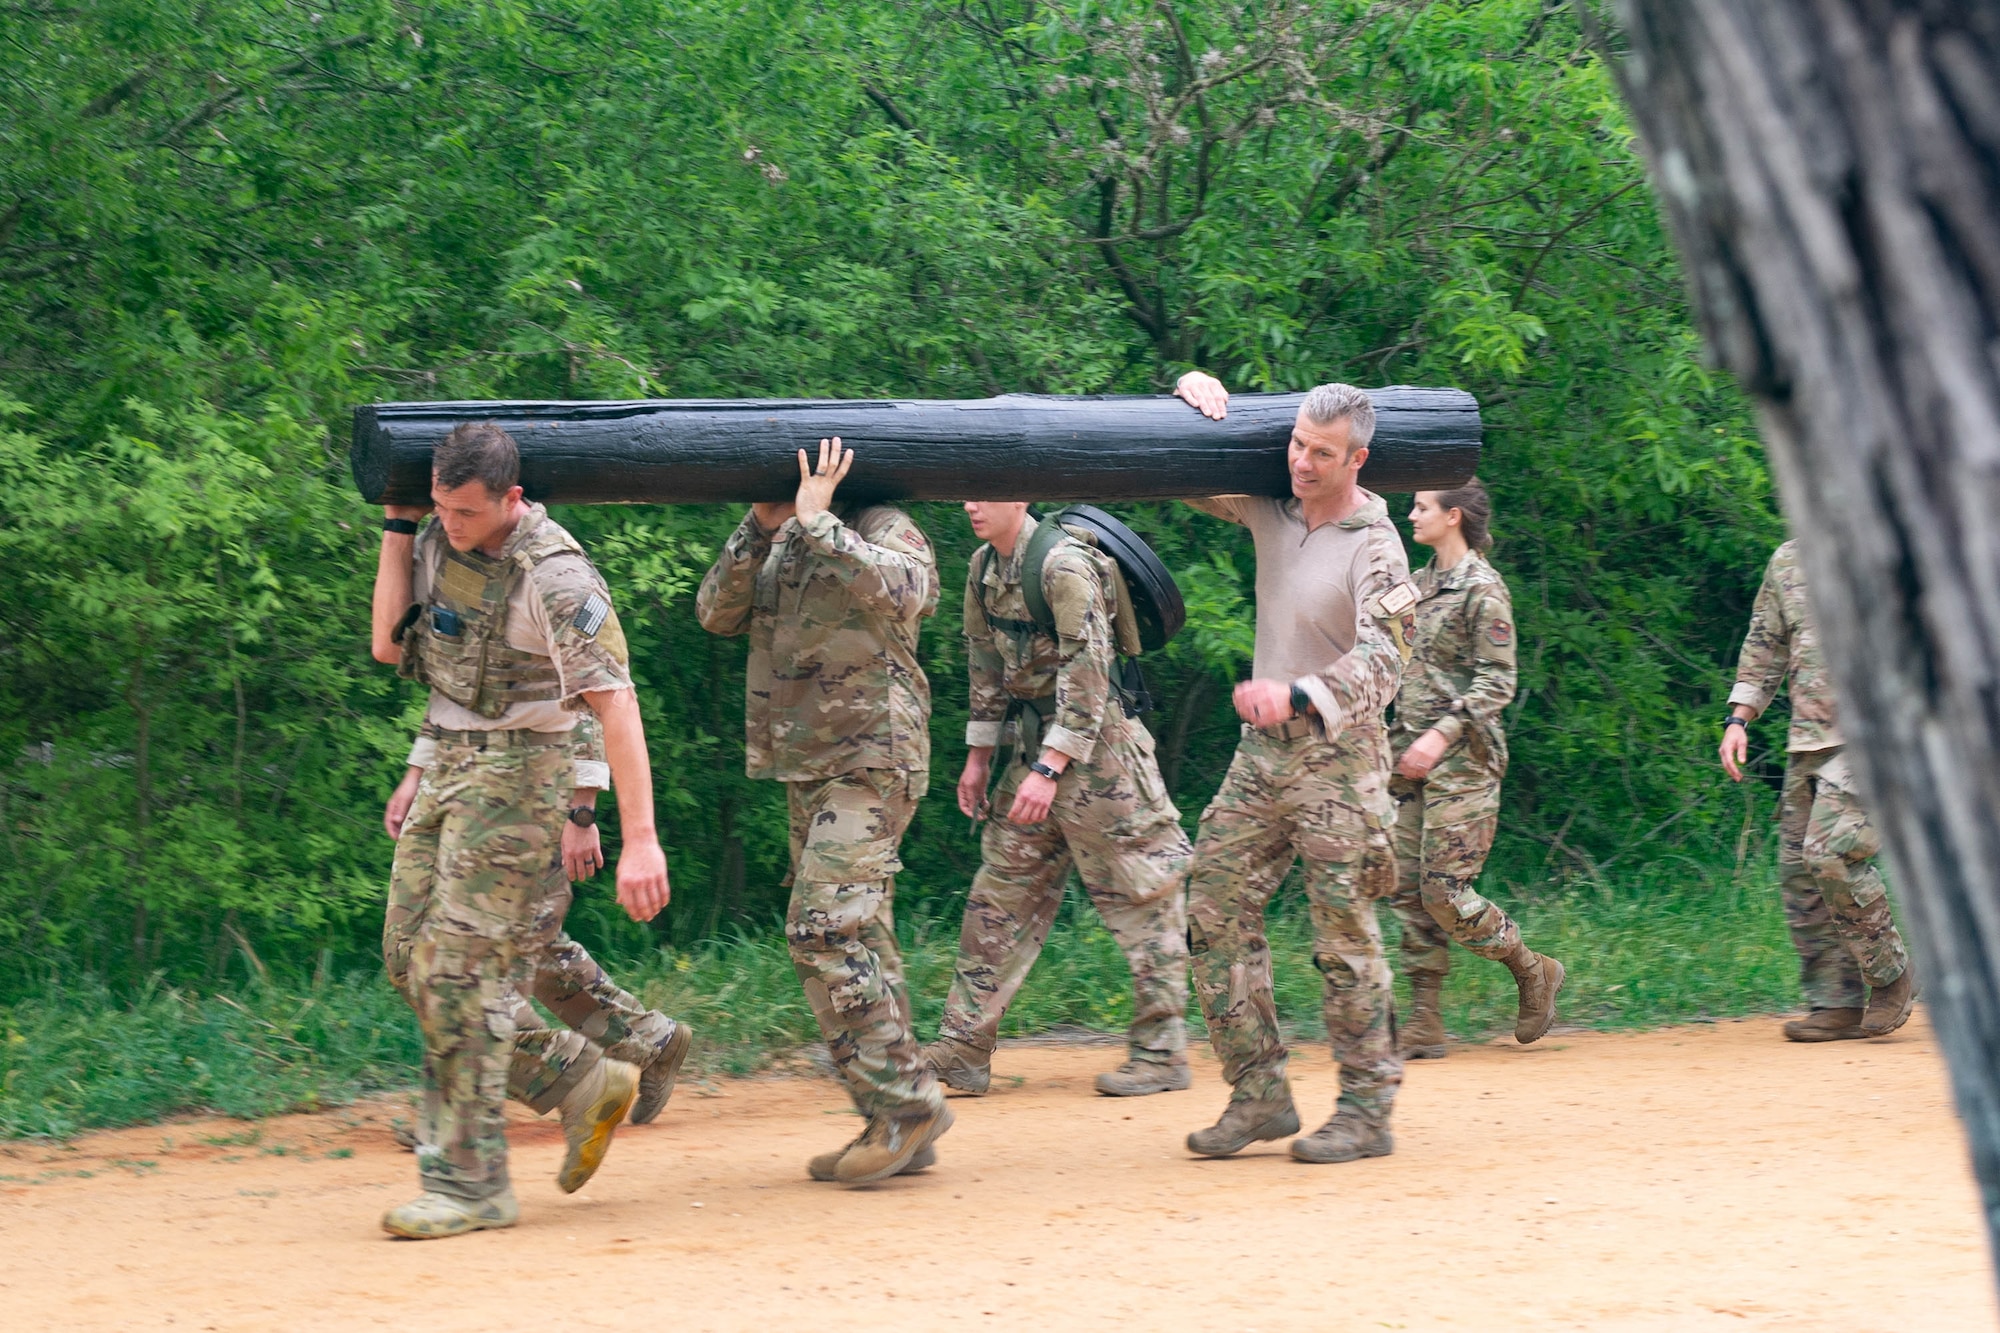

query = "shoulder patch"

[
  {"left": 1487, "top": 619, "right": 1513, "bottom": 647},
  {"left": 573, "top": 593, "right": 610, "bottom": 638},
  {"left": 1367, "top": 578, "right": 1421, "bottom": 619}
]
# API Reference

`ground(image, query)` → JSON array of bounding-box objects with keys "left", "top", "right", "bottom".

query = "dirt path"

[{"left": 0, "top": 1014, "right": 1989, "bottom": 1331}]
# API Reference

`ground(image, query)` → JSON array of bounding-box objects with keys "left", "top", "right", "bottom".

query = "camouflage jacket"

[
  {"left": 963, "top": 515, "right": 1117, "bottom": 765},
  {"left": 696, "top": 504, "right": 938, "bottom": 781},
  {"left": 1392, "top": 551, "right": 1516, "bottom": 768},
  {"left": 1728, "top": 539, "right": 1840, "bottom": 752},
  {"left": 1190, "top": 490, "right": 1411, "bottom": 740}
]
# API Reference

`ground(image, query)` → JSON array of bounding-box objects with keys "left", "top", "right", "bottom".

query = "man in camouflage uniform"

[
  {"left": 697, "top": 437, "right": 951, "bottom": 1184},
  {"left": 385, "top": 714, "right": 693, "bottom": 1139},
  {"left": 370, "top": 422, "right": 674, "bottom": 1239},
  {"left": 1173, "top": 372, "right": 1413, "bottom": 1165},
  {"left": 923, "top": 502, "right": 1192, "bottom": 1098},
  {"left": 1722, "top": 538, "right": 1915, "bottom": 1041},
  {"left": 1387, "top": 483, "right": 1563, "bottom": 1058}
]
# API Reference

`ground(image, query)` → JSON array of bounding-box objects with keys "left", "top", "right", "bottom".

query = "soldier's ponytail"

[{"left": 1436, "top": 477, "right": 1493, "bottom": 551}]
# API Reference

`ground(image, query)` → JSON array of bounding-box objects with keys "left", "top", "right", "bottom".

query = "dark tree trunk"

[
  {"left": 1605, "top": 0, "right": 2000, "bottom": 1272},
  {"left": 350, "top": 390, "right": 1481, "bottom": 506}
]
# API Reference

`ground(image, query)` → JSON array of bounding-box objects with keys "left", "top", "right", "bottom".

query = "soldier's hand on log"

[
  {"left": 383, "top": 768, "right": 421, "bottom": 839},
  {"left": 615, "top": 837, "right": 671, "bottom": 922},
  {"left": 1175, "top": 370, "right": 1230, "bottom": 420},
  {"left": 1233, "top": 678, "right": 1293, "bottom": 727},
  {"left": 750, "top": 499, "right": 796, "bottom": 532},
  {"left": 1719, "top": 719, "right": 1750, "bottom": 782},
  {"left": 562, "top": 818, "right": 605, "bottom": 882},
  {"left": 795, "top": 436, "right": 855, "bottom": 522},
  {"left": 1396, "top": 728, "right": 1449, "bottom": 780},
  {"left": 959, "top": 747, "right": 995, "bottom": 819}
]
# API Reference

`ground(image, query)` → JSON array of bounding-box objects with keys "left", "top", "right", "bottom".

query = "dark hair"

[
  {"left": 433, "top": 421, "right": 520, "bottom": 497},
  {"left": 1434, "top": 477, "right": 1492, "bottom": 551}
]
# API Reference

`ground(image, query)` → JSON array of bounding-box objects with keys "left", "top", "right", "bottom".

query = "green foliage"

[{"left": 0, "top": 1, "right": 1794, "bottom": 994}]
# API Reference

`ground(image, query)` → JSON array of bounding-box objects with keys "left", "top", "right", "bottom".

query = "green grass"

[{"left": 1, "top": 863, "right": 1802, "bottom": 1140}]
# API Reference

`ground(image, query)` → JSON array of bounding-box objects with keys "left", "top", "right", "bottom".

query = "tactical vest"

[{"left": 397, "top": 513, "right": 582, "bottom": 718}]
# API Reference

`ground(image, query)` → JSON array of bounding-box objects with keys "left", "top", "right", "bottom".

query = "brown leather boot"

[
  {"left": 1782, "top": 1007, "right": 1865, "bottom": 1042},
  {"left": 1502, "top": 946, "right": 1565, "bottom": 1044},
  {"left": 1861, "top": 971, "right": 1916, "bottom": 1037},
  {"left": 1399, "top": 973, "right": 1447, "bottom": 1060},
  {"left": 1185, "top": 1095, "right": 1300, "bottom": 1158},
  {"left": 1094, "top": 1059, "right": 1193, "bottom": 1097},
  {"left": 1290, "top": 1111, "right": 1394, "bottom": 1164}
]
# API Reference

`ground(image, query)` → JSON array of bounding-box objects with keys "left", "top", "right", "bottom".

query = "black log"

[{"left": 349, "top": 390, "right": 1480, "bottom": 506}]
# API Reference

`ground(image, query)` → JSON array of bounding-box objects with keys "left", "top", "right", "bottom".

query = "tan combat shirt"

[
  {"left": 1189, "top": 490, "right": 1412, "bottom": 736},
  {"left": 1394, "top": 550, "right": 1517, "bottom": 749},
  {"left": 696, "top": 504, "right": 938, "bottom": 782}
]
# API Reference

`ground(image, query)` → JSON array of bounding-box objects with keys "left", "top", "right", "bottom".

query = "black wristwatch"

[
  {"left": 568, "top": 806, "right": 597, "bottom": 828},
  {"left": 1289, "top": 683, "right": 1313, "bottom": 718},
  {"left": 383, "top": 517, "right": 420, "bottom": 535},
  {"left": 1722, "top": 715, "right": 1748, "bottom": 731},
  {"left": 1028, "top": 760, "right": 1063, "bottom": 781}
]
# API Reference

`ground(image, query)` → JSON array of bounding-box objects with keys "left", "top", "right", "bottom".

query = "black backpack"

[{"left": 976, "top": 505, "right": 1186, "bottom": 715}]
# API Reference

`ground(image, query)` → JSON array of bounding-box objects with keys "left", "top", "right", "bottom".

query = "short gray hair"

[{"left": 1300, "top": 382, "right": 1376, "bottom": 450}]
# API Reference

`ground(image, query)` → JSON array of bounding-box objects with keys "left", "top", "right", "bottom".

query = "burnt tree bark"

[
  {"left": 1605, "top": 0, "right": 2000, "bottom": 1269},
  {"left": 349, "top": 390, "right": 1481, "bottom": 506}
]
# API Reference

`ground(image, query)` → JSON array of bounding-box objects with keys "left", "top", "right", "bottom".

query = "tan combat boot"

[
  {"left": 834, "top": 1103, "right": 955, "bottom": 1185},
  {"left": 1502, "top": 945, "right": 1566, "bottom": 1045},
  {"left": 556, "top": 1058, "right": 639, "bottom": 1193},
  {"left": 1782, "top": 1007, "right": 1866, "bottom": 1042},
  {"left": 1399, "top": 973, "right": 1448, "bottom": 1060},
  {"left": 631, "top": 1021, "right": 694, "bottom": 1125},
  {"left": 1185, "top": 1094, "right": 1300, "bottom": 1158},
  {"left": 922, "top": 1037, "right": 991, "bottom": 1095},
  {"left": 381, "top": 1189, "right": 519, "bottom": 1240},
  {"left": 808, "top": 1138, "right": 936, "bottom": 1181},
  {"left": 390, "top": 1117, "right": 419, "bottom": 1151},
  {"left": 1861, "top": 971, "right": 1916, "bottom": 1038},
  {"left": 1291, "top": 1111, "right": 1394, "bottom": 1164},
  {"left": 1094, "top": 1059, "right": 1193, "bottom": 1097}
]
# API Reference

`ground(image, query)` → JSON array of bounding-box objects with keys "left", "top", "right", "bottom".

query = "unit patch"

[
  {"left": 1487, "top": 619, "right": 1513, "bottom": 647},
  {"left": 574, "top": 593, "right": 610, "bottom": 638}
]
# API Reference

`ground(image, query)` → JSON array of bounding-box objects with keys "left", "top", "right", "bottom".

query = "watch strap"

[
  {"left": 383, "top": 518, "right": 420, "bottom": 535},
  {"left": 1028, "top": 760, "right": 1063, "bottom": 781},
  {"left": 1722, "top": 715, "right": 1748, "bottom": 730}
]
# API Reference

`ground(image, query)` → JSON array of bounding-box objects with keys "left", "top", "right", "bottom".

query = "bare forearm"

[
  {"left": 587, "top": 689, "right": 657, "bottom": 841},
  {"left": 371, "top": 533, "right": 417, "bottom": 663}
]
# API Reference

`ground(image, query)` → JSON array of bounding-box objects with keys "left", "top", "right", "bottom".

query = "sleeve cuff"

[
  {"left": 1431, "top": 714, "right": 1466, "bottom": 745},
  {"left": 966, "top": 720, "right": 1004, "bottom": 748},
  {"left": 1293, "top": 676, "right": 1348, "bottom": 739},
  {"left": 1725, "top": 683, "right": 1770, "bottom": 717},
  {"left": 1041, "top": 725, "right": 1097, "bottom": 766},
  {"left": 406, "top": 736, "right": 438, "bottom": 770},
  {"left": 800, "top": 509, "right": 844, "bottom": 550},
  {"left": 572, "top": 760, "right": 611, "bottom": 791}
]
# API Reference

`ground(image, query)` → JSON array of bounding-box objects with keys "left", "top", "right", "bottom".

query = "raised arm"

[
  {"left": 370, "top": 506, "right": 429, "bottom": 663},
  {"left": 695, "top": 512, "right": 774, "bottom": 638},
  {"left": 799, "top": 505, "right": 938, "bottom": 623}
]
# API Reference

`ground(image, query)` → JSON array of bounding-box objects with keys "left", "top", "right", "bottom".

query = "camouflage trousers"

[
  {"left": 784, "top": 769, "right": 943, "bottom": 1119},
  {"left": 1387, "top": 749, "right": 1520, "bottom": 980},
  {"left": 384, "top": 734, "right": 678, "bottom": 1199},
  {"left": 1187, "top": 721, "right": 1401, "bottom": 1123},
  {"left": 1779, "top": 746, "right": 1910, "bottom": 1007},
  {"left": 940, "top": 718, "right": 1190, "bottom": 1065}
]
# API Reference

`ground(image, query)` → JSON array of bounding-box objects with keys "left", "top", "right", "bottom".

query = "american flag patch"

[{"left": 573, "top": 593, "right": 610, "bottom": 638}]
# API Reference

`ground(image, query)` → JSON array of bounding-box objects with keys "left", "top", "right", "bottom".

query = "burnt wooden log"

[
  {"left": 1607, "top": 0, "right": 2000, "bottom": 1269},
  {"left": 349, "top": 389, "right": 1481, "bottom": 506}
]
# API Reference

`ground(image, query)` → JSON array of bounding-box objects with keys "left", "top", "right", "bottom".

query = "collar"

[{"left": 1282, "top": 488, "right": 1389, "bottom": 534}]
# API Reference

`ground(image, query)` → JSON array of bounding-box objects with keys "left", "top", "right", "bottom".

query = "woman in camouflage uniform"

[{"left": 1387, "top": 480, "right": 1563, "bottom": 1058}]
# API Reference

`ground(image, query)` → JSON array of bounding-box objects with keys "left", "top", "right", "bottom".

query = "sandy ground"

[{"left": 0, "top": 1013, "right": 1991, "bottom": 1332}]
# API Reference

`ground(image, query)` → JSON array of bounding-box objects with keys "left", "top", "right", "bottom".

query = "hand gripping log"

[{"left": 350, "top": 389, "right": 1481, "bottom": 506}]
